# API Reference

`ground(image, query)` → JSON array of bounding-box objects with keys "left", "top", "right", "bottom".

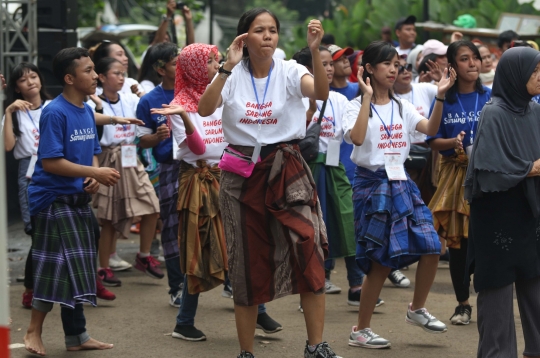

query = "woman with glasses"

[
  {"left": 88, "top": 58, "right": 163, "bottom": 289},
  {"left": 426, "top": 41, "right": 491, "bottom": 326},
  {"left": 477, "top": 45, "right": 494, "bottom": 88}
]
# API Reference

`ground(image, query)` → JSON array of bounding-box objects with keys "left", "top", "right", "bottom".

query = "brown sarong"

[
  {"left": 428, "top": 152, "right": 469, "bottom": 249},
  {"left": 93, "top": 145, "right": 160, "bottom": 238},
  {"left": 177, "top": 160, "right": 227, "bottom": 294},
  {"left": 220, "top": 144, "right": 328, "bottom": 306}
]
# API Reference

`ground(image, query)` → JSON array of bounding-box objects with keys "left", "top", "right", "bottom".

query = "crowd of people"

[{"left": 2, "top": 3, "right": 540, "bottom": 358}]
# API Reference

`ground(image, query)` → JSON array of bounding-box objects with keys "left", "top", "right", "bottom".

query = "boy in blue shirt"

[{"left": 24, "top": 47, "right": 120, "bottom": 356}]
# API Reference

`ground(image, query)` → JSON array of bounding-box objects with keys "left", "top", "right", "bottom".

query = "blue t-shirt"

[
  {"left": 426, "top": 87, "right": 492, "bottom": 156},
  {"left": 136, "top": 85, "right": 174, "bottom": 163},
  {"left": 28, "top": 95, "right": 101, "bottom": 215},
  {"left": 329, "top": 84, "right": 358, "bottom": 184},
  {"left": 533, "top": 95, "right": 540, "bottom": 104}
]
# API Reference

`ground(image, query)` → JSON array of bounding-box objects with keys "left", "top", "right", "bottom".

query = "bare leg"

[
  {"left": 139, "top": 213, "right": 159, "bottom": 254},
  {"left": 357, "top": 262, "right": 392, "bottom": 329},
  {"left": 66, "top": 337, "right": 114, "bottom": 351},
  {"left": 234, "top": 304, "right": 258, "bottom": 354},
  {"left": 98, "top": 221, "right": 115, "bottom": 268},
  {"left": 24, "top": 309, "right": 48, "bottom": 356},
  {"left": 300, "top": 292, "right": 325, "bottom": 345},
  {"left": 411, "top": 254, "right": 439, "bottom": 310}
]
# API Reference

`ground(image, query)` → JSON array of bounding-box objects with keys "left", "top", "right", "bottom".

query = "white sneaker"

[
  {"left": 109, "top": 253, "right": 132, "bottom": 271},
  {"left": 388, "top": 270, "right": 410, "bottom": 288},
  {"left": 349, "top": 326, "right": 391, "bottom": 349},
  {"left": 169, "top": 290, "right": 182, "bottom": 308},
  {"left": 222, "top": 284, "right": 233, "bottom": 298},
  {"left": 405, "top": 303, "right": 448, "bottom": 334},
  {"left": 325, "top": 279, "right": 342, "bottom": 294},
  {"left": 450, "top": 304, "right": 472, "bottom": 325}
]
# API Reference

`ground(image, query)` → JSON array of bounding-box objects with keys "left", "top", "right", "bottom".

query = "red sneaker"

[
  {"left": 134, "top": 254, "right": 164, "bottom": 279},
  {"left": 22, "top": 291, "right": 33, "bottom": 309},
  {"left": 96, "top": 278, "right": 116, "bottom": 301}
]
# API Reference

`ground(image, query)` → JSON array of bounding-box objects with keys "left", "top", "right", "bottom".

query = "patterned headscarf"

[{"left": 172, "top": 43, "right": 219, "bottom": 112}]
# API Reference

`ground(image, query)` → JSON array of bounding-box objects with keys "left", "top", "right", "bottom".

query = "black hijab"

[{"left": 465, "top": 47, "right": 540, "bottom": 216}]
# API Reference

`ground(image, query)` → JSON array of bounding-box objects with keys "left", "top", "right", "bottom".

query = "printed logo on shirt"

[
  {"left": 70, "top": 128, "right": 96, "bottom": 142},
  {"left": 202, "top": 118, "right": 225, "bottom": 145},
  {"left": 378, "top": 124, "right": 407, "bottom": 149},
  {"left": 443, "top": 111, "right": 481, "bottom": 125},
  {"left": 113, "top": 125, "right": 135, "bottom": 140},
  {"left": 312, "top": 116, "right": 336, "bottom": 138},
  {"left": 239, "top": 101, "right": 278, "bottom": 125},
  {"left": 33, "top": 128, "right": 40, "bottom": 148},
  {"left": 155, "top": 114, "right": 168, "bottom": 125}
]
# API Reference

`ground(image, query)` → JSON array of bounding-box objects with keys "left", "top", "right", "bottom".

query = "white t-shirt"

[
  {"left": 96, "top": 77, "right": 143, "bottom": 96},
  {"left": 220, "top": 59, "right": 312, "bottom": 146},
  {"left": 303, "top": 91, "right": 349, "bottom": 153},
  {"left": 140, "top": 80, "right": 157, "bottom": 94},
  {"left": 394, "top": 82, "right": 437, "bottom": 143},
  {"left": 171, "top": 107, "right": 227, "bottom": 166},
  {"left": 342, "top": 98, "right": 424, "bottom": 171},
  {"left": 396, "top": 46, "right": 413, "bottom": 57},
  {"left": 1, "top": 100, "right": 52, "bottom": 160},
  {"left": 87, "top": 93, "right": 140, "bottom": 146}
]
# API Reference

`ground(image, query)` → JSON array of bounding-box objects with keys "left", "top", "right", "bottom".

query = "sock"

[
  {"left": 350, "top": 286, "right": 362, "bottom": 293},
  {"left": 139, "top": 252, "right": 150, "bottom": 258}
]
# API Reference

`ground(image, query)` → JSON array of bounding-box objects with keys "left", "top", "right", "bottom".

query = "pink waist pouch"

[{"left": 218, "top": 146, "right": 260, "bottom": 178}]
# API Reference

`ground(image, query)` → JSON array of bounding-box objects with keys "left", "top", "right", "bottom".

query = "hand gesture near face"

[
  {"left": 357, "top": 66, "right": 373, "bottom": 97},
  {"left": 226, "top": 33, "right": 248, "bottom": 68},
  {"left": 436, "top": 67, "right": 457, "bottom": 96},
  {"left": 307, "top": 20, "right": 324, "bottom": 51},
  {"left": 6, "top": 99, "right": 33, "bottom": 114}
]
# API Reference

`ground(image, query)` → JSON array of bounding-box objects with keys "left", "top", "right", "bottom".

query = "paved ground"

[{"left": 6, "top": 220, "right": 527, "bottom": 358}]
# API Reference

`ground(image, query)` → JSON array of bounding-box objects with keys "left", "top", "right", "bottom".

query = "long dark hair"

[
  {"left": 446, "top": 40, "right": 485, "bottom": 104},
  {"left": 358, "top": 41, "right": 403, "bottom": 117},
  {"left": 237, "top": 8, "right": 280, "bottom": 68},
  {"left": 6, "top": 63, "right": 52, "bottom": 137},
  {"left": 292, "top": 46, "right": 330, "bottom": 69},
  {"left": 95, "top": 58, "right": 123, "bottom": 87}
]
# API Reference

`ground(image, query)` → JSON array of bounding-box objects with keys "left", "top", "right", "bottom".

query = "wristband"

[
  {"left": 435, "top": 96, "right": 445, "bottom": 102},
  {"left": 110, "top": 116, "right": 116, "bottom": 125}
]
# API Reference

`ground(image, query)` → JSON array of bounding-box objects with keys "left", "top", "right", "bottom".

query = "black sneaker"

[
  {"left": 304, "top": 341, "right": 342, "bottom": 358},
  {"left": 449, "top": 304, "right": 472, "bottom": 325},
  {"left": 237, "top": 351, "right": 255, "bottom": 358},
  {"left": 172, "top": 324, "right": 207, "bottom": 341},
  {"left": 347, "top": 288, "right": 385, "bottom": 308},
  {"left": 256, "top": 312, "right": 283, "bottom": 334}
]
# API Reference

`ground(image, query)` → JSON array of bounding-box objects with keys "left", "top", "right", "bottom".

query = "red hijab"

[{"left": 172, "top": 43, "right": 218, "bottom": 112}]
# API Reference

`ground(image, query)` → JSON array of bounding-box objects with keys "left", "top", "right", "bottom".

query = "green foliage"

[
  {"left": 77, "top": 0, "right": 105, "bottom": 27},
  {"left": 246, "top": 0, "right": 300, "bottom": 22}
]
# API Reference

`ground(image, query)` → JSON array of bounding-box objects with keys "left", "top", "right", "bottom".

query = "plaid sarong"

[
  {"left": 308, "top": 153, "right": 356, "bottom": 259},
  {"left": 353, "top": 167, "right": 441, "bottom": 274},
  {"left": 159, "top": 161, "right": 181, "bottom": 259},
  {"left": 32, "top": 194, "right": 97, "bottom": 308}
]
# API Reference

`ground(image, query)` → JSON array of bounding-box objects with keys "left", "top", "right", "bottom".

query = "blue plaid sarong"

[{"left": 353, "top": 167, "right": 440, "bottom": 274}]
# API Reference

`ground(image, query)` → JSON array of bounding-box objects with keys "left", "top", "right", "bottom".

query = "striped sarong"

[
  {"left": 177, "top": 160, "right": 227, "bottom": 294},
  {"left": 428, "top": 153, "right": 469, "bottom": 249},
  {"left": 353, "top": 167, "right": 441, "bottom": 274},
  {"left": 159, "top": 161, "right": 181, "bottom": 259},
  {"left": 220, "top": 144, "right": 328, "bottom": 306},
  {"left": 93, "top": 145, "right": 160, "bottom": 239},
  {"left": 32, "top": 194, "right": 97, "bottom": 308},
  {"left": 308, "top": 153, "right": 356, "bottom": 259}
]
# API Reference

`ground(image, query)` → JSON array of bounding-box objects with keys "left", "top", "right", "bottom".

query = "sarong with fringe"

[
  {"left": 308, "top": 153, "right": 356, "bottom": 259},
  {"left": 428, "top": 152, "right": 469, "bottom": 249},
  {"left": 159, "top": 161, "right": 181, "bottom": 259},
  {"left": 93, "top": 145, "right": 160, "bottom": 238},
  {"left": 177, "top": 160, "right": 227, "bottom": 294},
  {"left": 220, "top": 144, "right": 328, "bottom": 306},
  {"left": 353, "top": 167, "right": 441, "bottom": 274},
  {"left": 32, "top": 194, "right": 97, "bottom": 308}
]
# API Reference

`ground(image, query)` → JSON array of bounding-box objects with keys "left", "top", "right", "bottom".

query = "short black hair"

[
  {"left": 395, "top": 15, "right": 416, "bottom": 31},
  {"left": 237, "top": 8, "right": 280, "bottom": 60},
  {"left": 292, "top": 46, "right": 330, "bottom": 69},
  {"left": 52, "top": 47, "right": 91, "bottom": 86},
  {"left": 498, "top": 30, "right": 519, "bottom": 49},
  {"left": 321, "top": 34, "right": 335, "bottom": 46}
]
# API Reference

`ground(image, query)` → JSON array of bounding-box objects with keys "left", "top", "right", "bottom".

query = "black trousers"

[{"left": 449, "top": 239, "right": 470, "bottom": 303}]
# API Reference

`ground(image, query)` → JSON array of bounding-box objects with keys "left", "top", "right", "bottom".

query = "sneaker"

[
  {"left": 22, "top": 291, "right": 33, "bottom": 309},
  {"left": 169, "top": 291, "right": 182, "bottom": 308},
  {"left": 347, "top": 288, "right": 384, "bottom": 308},
  {"left": 150, "top": 238, "right": 161, "bottom": 257},
  {"left": 237, "top": 351, "right": 255, "bottom": 358},
  {"left": 388, "top": 270, "right": 410, "bottom": 288},
  {"left": 109, "top": 252, "right": 132, "bottom": 272},
  {"left": 222, "top": 283, "right": 233, "bottom": 298},
  {"left": 405, "top": 303, "right": 448, "bottom": 334},
  {"left": 98, "top": 268, "right": 122, "bottom": 287},
  {"left": 325, "top": 279, "right": 341, "bottom": 294},
  {"left": 298, "top": 304, "right": 303, "bottom": 313},
  {"left": 172, "top": 324, "right": 206, "bottom": 341},
  {"left": 349, "top": 326, "right": 391, "bottom": 349},
  {"left": 450, "top": 304, "right": 472, "bottom": 325},
  {"left": 256, "top": 312, "right": 283, "bottom": 334},
  {"left": 134, "top": 253, "right": 164, "bottom": 279},
  {"left": 96, "top": 278, "right": 116, "bottom": 301},
  {"left": 304, "top": 341, "right": 342, "bottom": 358}
]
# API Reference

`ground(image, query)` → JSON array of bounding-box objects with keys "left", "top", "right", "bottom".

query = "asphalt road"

[{"left": 6, "top": 221, "right": 527, "bottom": 358}]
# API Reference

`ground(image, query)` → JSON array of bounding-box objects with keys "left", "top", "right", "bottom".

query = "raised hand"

[
  {"left": 307, "top": 20, "right": 324, "bottom": 51},
  {"left": 436, "top": 67, "right": 457, "bottom": 97},
  {"left": 226, "top": 33, "right": 248, "bottom": 69},
  {"left": 151, "top": 104, "right": 186, "bottom": 116},
  {"left": 6, "top": 99, "right": 33, "bottom": 114},
  {"left": 426, "top": 60, "right": 443, "bottom": 82},
  {"left": 0, "top": 73, "right": 6, "bottom": 89},
  {"left": 357, "top": 67, "right": 373, "bottom": 97},
  {"left": 113, "top": 117, "right": 145, "bottom": 126},
  {"left": 88, "top": 94, "right": 102, "bottom": 107},
  {"left": 93, "top": 167, "right": 120, "bottom": 187},
  {"left": 182, "top": 6, "right": 192, "bottom": 21}
]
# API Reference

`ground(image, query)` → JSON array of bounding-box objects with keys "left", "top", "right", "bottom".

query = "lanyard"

[
  {"left": 316, "top": 99, "right": 336, "bottom": 135},
  {"left": 456, "top": 93, "right": 479, "bottom": 144},
  {"left": 104, "top": 94, "right": 127, "bottom": 130},
  {"left": 371, "top": 101, "right": 394, "bottom": 146},
  {"left": 25, "top": 104, "right": 43, "bottom": 134},
  {"left": 249, "top": 61, "right": 274, "bottom": 131}
]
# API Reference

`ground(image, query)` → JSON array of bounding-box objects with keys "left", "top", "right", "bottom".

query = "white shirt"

[
  {"left": 394, "top": 82, "right": 438, "bottom": 143},
  {"left": 220, "top": 59, "right": 312, "bottom": 146},
  {"left": 303, "top": 91, "right": 349, "bottom": 153},
  {"left": 171, "top": 108, "right": 227, "bottom": 166},
  {"left": 96, "top": 77, "right": 143, "bottom": 96},
  {"left": 140, "top": 80, "right": 157, "bottom": 94},
  {"left": 1, "top": 100, "right": 52, "bottom": 160},
  {"left": 87, "top": 93, "right": 140, "bottom": 146},
  {"left": 342, "top": 98, "right": 424, "bottom": 171},
  {"left": 396, "top": 46, "right": 413, "bottom": 57}
]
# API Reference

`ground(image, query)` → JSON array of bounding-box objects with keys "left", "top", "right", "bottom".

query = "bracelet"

[
  {"left": 435, "top": 96, "right": 445, "bottom": 102},
  {"left": 109, "top": 116, "right": 115, "bottom": 125}
]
